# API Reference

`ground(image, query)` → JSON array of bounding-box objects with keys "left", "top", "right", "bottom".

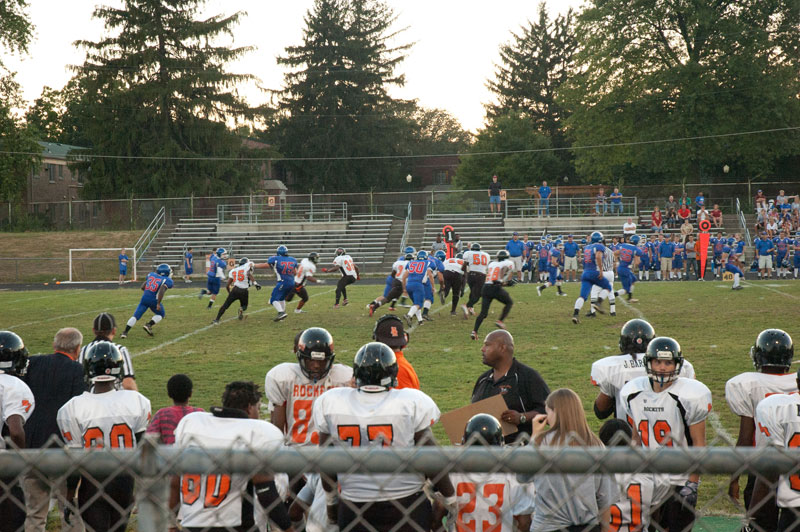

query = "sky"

[{"left": 5, "top": 0, "right": 584, "bottom": 133}]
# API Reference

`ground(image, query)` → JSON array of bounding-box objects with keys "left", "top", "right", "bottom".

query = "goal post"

[{"left": 66, "top": 247, "right": 138, "bottom": 284}]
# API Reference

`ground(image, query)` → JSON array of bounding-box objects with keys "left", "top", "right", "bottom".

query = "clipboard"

[{"left": 439, "top": 394, "right": 517, "bottom": 445}]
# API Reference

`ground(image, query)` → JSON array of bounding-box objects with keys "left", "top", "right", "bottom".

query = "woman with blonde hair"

[{"left": 523, "top": 388, "right": 614, "bottom": 532}]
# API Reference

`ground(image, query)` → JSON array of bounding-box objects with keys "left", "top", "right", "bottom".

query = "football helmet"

[
  {"left": 216, "top": 248, "right": 228, "bottom": 259},
  {"left": 335, "top": 248, "right": 346, "bottom": 257},
  {"left": 239, "top": 257, "right": 250, "bottom": 266},
  {"left": 546, "top": 234, "right": 553, "bottom": 241},
  {"left": 404, "top": 252, "right": 414, "bottom": 261},
  {"left": 277, "top": 245, "right": 288, "bottom": 256},
  {"left": 416, "top": 250, "right": 429, "bottom": 260},
  {"left": 456, "top": 252, "right": 464, "bottom": 259},
  {"left": 308, "top": 252, "right": 319, "bottom": 263},
  {"left": 630, "top": 235, "right": 641, "bottom": 245},
  {"left": 644, "top": 337, "right": 684, "bottom": 385},
  {"left": 0, "top": 331, "right": 29, "bottom": 377},
  {"left": 470, "top": 243, "right": 481, "bottom": 251},
  {"left": 619, "top": 319, "right": 655, "bottom": 355},
  {"left": 590, "top": 231, "right": 604, "bottom": 243},
  {"left": 463, "top": 413, "right": 504, "bottom": 446},
  {"left": 156, "top": 263, "right": 173, "bottom": 277},
  {"left": 404, "top": 246, "right": 416, "bottom": 255},
  {"left": 751, "top": 329, "right": 794, "bottom": 370},
  {"left": 83, "top": 341, "right": 124, "bottom": 384},
  {"left": 435, "top": 250, "right": 446, "bottom": 261},
  {"left": 353, "top": 342, "right": 398, "bottom": 392},
  {"left": 296, "top": 327, "right": 335, "bottom": 382},
  {"left": 496, "top": 250, "right": 510, "bottom": 261}
]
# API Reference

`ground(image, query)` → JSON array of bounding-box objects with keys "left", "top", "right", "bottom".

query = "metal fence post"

[
  {"left": 136, "top": 435, "right": 170, "bottom": 531},
  {"left": 68, "top": 198, "right": 72, "bottom": 228}
]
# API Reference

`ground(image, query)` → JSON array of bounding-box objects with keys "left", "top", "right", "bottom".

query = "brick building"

[
  {"left": 411, "top": 155, "right": 460, "bottom": 187},
  {"left": 25, "top": 141, "right": 87, "bottom": 204}
]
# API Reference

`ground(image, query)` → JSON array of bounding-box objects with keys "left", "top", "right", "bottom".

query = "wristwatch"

[{"left": 519, "top": 414, "right": 527, "bottom": 425}]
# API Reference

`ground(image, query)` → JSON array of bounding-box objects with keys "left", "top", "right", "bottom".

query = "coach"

[
  {"left": 471, "top": 330, "right": 550, "bottom": 443},
  {"left": 23, "top": 327, "right": 86, "bottom": 532},
  {"left": 506, "top": 232, "right": 525, "bottom": 281}
]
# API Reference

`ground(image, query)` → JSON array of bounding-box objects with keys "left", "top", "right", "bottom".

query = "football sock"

[
  {"left": 408, "top": 305, "right": 419, "bottom": 318},
  {"left": 123, "top": 325, "right": 131, "bottom": 334},
  {"left": 422, "top": 307, "right": 429, "bottom": 317},
  {"left": 645, "top": 271, "right": 650, "bottom": 280},
  {"left": 733, "top": 273, "right": 740, "bottom": 288},
  {"left": 574, "top": 298, "right": 585, "bottom": 313},
  {"left": 126, "top": 317, "right": 136, "bottom": 328},
  {"left": 272, "top": 301, "right": 282, "bottom": 312},
  {"left": 152, "top": 315, "right": 162, "bottom": 324}
]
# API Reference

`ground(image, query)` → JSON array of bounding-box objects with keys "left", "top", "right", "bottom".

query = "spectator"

[
  {"left": 679, "top": 192, "right": 692, "bottom": 209},
  {"left": 766, "top": 215, "right": 779, "bottom": 237},
  {"left": 79, "top": 312, "right": 137, "bottom": 391},
  {"left": 776, "top": 189, "right": 787, "bottom": 207},
  {"left": 685, "top": 235, "right": 699, "bottom": 279},
  {"left": 595, "top": 187, "right": 607, "bottom": 215},
  {"left": 622, "top": 217, "right": 637, "bottom": 237},
  {"left": 146, "top": 374, "right": 203, "bottom": 445},
  {"left": 755, "top": 208, "right": 767, "bottom": 234},
  {"left": 431, "top": 234, "right": 446, "bottom": 255},
  {"left": 659, "top": 234, "right": 675, "bottom": 280},
  {"left": 710, "top": 204, "right": 723, "bottom": 228},
  {"left": 471, "top": 330, "right": 550, "bottom": 443},
  {"left": 22, "top": 327, "right": 86, "bottom": 532},
  {"left": 373, "top": 314, "right": 419, "bottom": 390},
  {"left": 678, "top": 203, "right": 691, "bottom": 225},
  {"left": 563, "top": 235, "right": 579, "bottom": 282},
  {"left": 754, "top": 189, "right": 767, "bottom": 212},
  {"left": 506, "top": 232, "right": 525, "bottom": 281},
  {"left": 183, "top": 246, "right": 193, "bottom": 283},
  {"left": 665, "top": 195, "right": 679, "bottom": 227},
  {"left": 520, "top": 388, "right": 614, "bottom": 532},
  {"left": 609, "top": 187, "right": 623, "bottom": 214},
  {"left": 651, "top": 206, "right": 663, "bottom": 233},
  {"left": 696, "top": 205, "right": 709, "bottom": 223},
  {"left": 539, "top": 180, "right": 552, "bottom": 217},
  {"left": 755, "top": 232, "right": 775, "bottom": 278},
  {"left": 680, "top": 218, "right": 694, "bottom": 243},
  {"left": 695, "top": 191, "right": 705, "bottom": 207},
  {"left": 488, "top": 175, "right": 502, "bottom": 214}
]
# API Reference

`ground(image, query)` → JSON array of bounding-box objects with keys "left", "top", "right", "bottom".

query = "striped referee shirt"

[
  {"left": 602, "top": 248, "right": 615, "bottom": 273},
  {"left": 79, "top": 337, "right": 135, "bottom": 381}
]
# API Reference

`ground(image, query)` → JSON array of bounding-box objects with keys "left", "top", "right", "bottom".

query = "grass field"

[{"left": 5, "top": 277, "right": 800, "bottom": 530}]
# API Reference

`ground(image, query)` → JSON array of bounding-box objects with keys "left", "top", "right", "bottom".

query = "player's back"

[
  {"left": 725, "top": 371, "right": 798, "bottom": 419},
  {"left": 57, "top": 390, "right": 150, "bottom": 449},
  {"left": 756, "top": 393, "right": 800, "bottom": 508},
  {"left": 174, "top": 411, "right": 284, "bottom": 528},
  {"left": 463, "top": 251, "right": 490, "bottom": 274},
  {"left": 449, "top": 471, "right": 534, "bottom": 532},
  {"left": 142, "top": 272, "right": 172, "bottom": 301},
  {"left": 610, "top": 472, "right": 671, "bottom": 532},
  {"left": 406, "top": 260, "right": 430, "bottom": 284},
  {"left": 444, "top": 257, "right": 464, "bottom": 273},
  {"left": 0, "top": 374, "right": 34, "bottom": 449},
  {"left": 617, "top": 244, "right": 638, "bottom": 267},
  {"left": 391, "top": 259, "right": 407, "bottom": 277},
  {"left": 582, "top": 243, "right": 604, "bottom": 269},
  {"left": 486, "top": 259, "right": 513, "bottom": 284}
]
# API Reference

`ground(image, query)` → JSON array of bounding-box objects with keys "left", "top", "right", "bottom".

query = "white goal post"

[{"left": 66, "top": 247, "right": 138, "bottom": 284}]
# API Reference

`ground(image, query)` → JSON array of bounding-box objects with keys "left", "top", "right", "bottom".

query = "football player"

[
  {"left": 721, "top": 241, "right": 745, "bottom": 290},
  {"left": 432, "top": 414, "right": 534, "bottom": 532},
  {"left": 461, "top": 243, "right": 490, "bottom": 318},
  {"left": 80, "top": 312, "right": 137, "bottom": 390},
  {"left": 199, "top": 247, "right": 228, "bottom": 308},
  {"left": 182, "top": 246, "right": 193, "bottom": 283},
  {"left": 591, "top": 319, "right": 695, "bottom": 420},
  {"left": 254, "top": 245, "right": 298, "bottom": 322},
  {"left": 537, "top": 237, "right": 551, "bottom": 283},
  {"left": 776, "top": 230, "right": 791, "bottom": 278},
  {"left": 613, "top": 235, "right": 644, "bottom": 302},
  {"left": 172, "top": 381, "right": 294, "bottom": 532},
  {"left": 619, "top": 337, "right": 712, "bottom": 532},
  {"left": 470, "top": 250, "right": 515, "bottom": 340},
  {"left": 421, "top": 250, "right": 446, "bottom": 320},
  {"left": 368, "top": 251, "right": 410, "bottom": 317},
  {"left": 711, "top": 232, "right": 726, "bottom": 279},
  {"left": 0, "top": 331, "right": 35, "bottom": 532},
  {"left": 57, "top": 342, "right": 151, "bottom": 532},
  {"left": 440, "top": 251, "right": 466, "bottom": 315},
  {"left": 120, "top": 263, "right": 174, "bottom": 338},
  {"left": 212, "top": 257, "right": 260, "bottom": 324},
  {"left": 536, "top": 243, "right": 567, "bottom": 297},
  {"left": 586, "top": 236, "right": 617, "bottom": 317},
  {"left": 672, "top": 234, "right": 685, "bottom": 280},
  {"left": 395, "top": 246, "right": 417, "bottom": 308},
  {"left": 313, "top": 342, "right": 455, "bottom": 532},
  {"left": 322, "top": 248, "right": 359, "bottom": 308},
  {"left": 572, "top": 232, "right": 613, "bottom": 324},
  {"left": 289, "top": 252, "right": 322, "bottom": 314},
  {"left": 726, "top": 329, "right": 795, "bottom": 520},
  {"left": 400, "top": 250, "right": 435, "bottom": 327}
]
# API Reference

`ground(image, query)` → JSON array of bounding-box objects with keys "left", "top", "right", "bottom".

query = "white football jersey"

[
  {"left": 448, "top": 472, "right": 534, "bottom": 532},
  {"left": 391, "top": 259, "right": 408, "bottom": 278},
  {"left": 0, "top": 374, "right": 34, "bottom": 450},
  {"left": 755, "top": 393, "right": 800, "bottom": 508},
  {"left": 333, "top": 255, "right": 357, "bottom": 278},
  {"left": 591, "top": 355, "right": 696, "bottom": 417},
  {"left": 296, "top": 473, "right": 337, "bottom": 532},
  {"left": 620, "top": 377, "right": 712, "bottom": 485},
  {"left": 295, "top": 258, "right": 318, "bottom": 286},
  {"left": 463, "top": 251, "right": 491, "bottom": 274},
  {"left": 228, "top": 264, "right": 252, "bottom": 290},
  {"left": 485, "top": 259, "right": 514, "bottom": 285},
  {"left": 264, "top": 363, "right": 353, "bottom": 446},
  {"left": 57, "top": 390, "right": 151, "bottom": 449},
  {"left": 174, "top": 412, "right": 285, "bottom": 528},
  {"left": 312, "top": 387, "right": 440, "bottom": 502},
  {"left": 608, "top": 472, "right": 671, "bottom": 532},
  {"left": 726, "top": 372, "right": 797, "bottom": 419},
  {"left": 444, "top": 257, "right": 465, "bottom": 274}
]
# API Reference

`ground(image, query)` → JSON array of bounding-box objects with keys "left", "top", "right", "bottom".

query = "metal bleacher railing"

[{"left": 216, "top": 202, "right": 348, "bottom": 224}]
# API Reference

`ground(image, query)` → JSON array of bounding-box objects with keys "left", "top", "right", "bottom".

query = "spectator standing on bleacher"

[
  {"left": 595, "top": 187, "right": 607, "bottom": 215},
  {"left": 651, "top": 206, "right": 663, "bottom": 233},
  {"left": 680, "top": 218, "right": 693, "bottom": 243},
  {"left": 539, "top": 180, "right": 551, "bottom": 217},
  {"left": 665, "top": 195, "right": 679, "bottom": 228},
  {"left": 489, "top": 175, "right": 503, "bottom": 214},
  {"left": 431, "top": 234, "right": 446, "bottom": 255},
  {"left": 623, "top": 217, "right": 637, "bottom": 238},
  {"left": 695, "top": 191, "right": 706, "bottom": 208},
  {"left": 679, "top": 192, "right": 692, "bottom": 209},
  {"left": 452, "top": 233, "right": 463, "bottom": 253},
  {"left": 609, "top": 187, "right": 623, "bottom": 214},
  {"left": 506, "top": 232, "right": 525, "bottom": 282}
]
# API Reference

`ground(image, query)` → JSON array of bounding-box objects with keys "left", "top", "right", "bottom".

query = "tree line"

[{"left": 1, "top": 0, "right": 798, "bottom": 202}]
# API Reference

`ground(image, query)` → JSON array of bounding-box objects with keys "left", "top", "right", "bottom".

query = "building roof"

[
  {"left": 263, "top": 179, "right": 288, "bottom": 191},
  {"left": 37, "top": 141, "right": 87, "bottom": 160}
]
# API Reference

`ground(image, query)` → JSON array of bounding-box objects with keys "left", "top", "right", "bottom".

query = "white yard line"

[
  {"left": 1, "top": 291, "right": 87, "bottom": 305},
  {"left": 407, "top": 301, "right": 453, "bottom": 333},
  {"left": 741, "top": 280, "right": 800, "bottom": 301},
  {"left": 8, "top": 303, "right": 132, "bottom": 331}
]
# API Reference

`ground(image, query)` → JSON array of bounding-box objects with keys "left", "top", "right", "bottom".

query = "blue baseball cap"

[{"left": 512, "top": 231, "right": 518, "bottom": 236}]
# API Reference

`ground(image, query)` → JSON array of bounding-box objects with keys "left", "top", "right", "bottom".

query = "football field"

[{"left": 4, "top": 278, "right": 800, "bottom": 529}]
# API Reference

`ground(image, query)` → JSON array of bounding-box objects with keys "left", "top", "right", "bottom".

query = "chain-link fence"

[{"left": 3, "top": 435, "right": 800, "bottom": 532}]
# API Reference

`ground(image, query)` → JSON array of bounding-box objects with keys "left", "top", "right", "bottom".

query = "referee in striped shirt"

[{"left": 79, "top": 312, "right": 137, "bottom": 391}]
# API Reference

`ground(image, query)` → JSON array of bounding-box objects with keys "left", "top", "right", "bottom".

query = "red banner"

[{"left": 698, "top": 219, "right": 711, "bottom": 279}]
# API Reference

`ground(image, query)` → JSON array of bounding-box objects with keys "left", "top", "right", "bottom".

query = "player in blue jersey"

[
  {"left": 710, "top": 232, "right": 725, "bottom": 279},
  {"left": 637, "top": 236, "right": 651, "bottom": 281},
  {"left": 423, "top": 250, "right": 446, "bottom": 320},
  {"left": 648, "top": 235, "right": 661, "bottom": 280},
  {"left": 118, "top": 248, "right": 129, "bottom": 285},
  {"left": 793, "top": 233, "right": 800, "bottom": 279},
  {"left": 183, "top": 246, "right": 193, "bottom": 283},
  {"left": 775, "top": 231, "right": 791, "bottom": 278},
  {"left": 254, "top": 245, "right": 297, "bottom": 322},
  {"left": 199, "top": 247, "right": 228, "bottom": 309},
  {"left": 614, "top": 235, "right": 643, "bottom": 302},
  {"left": 721, "top": 244, "right": 744, "bottom": 290},
  {"left": 672, "top": 235, "right": 685, "bottom": 280},
  {"left": 537, "top": 239, "right": 551, "bottom": 282},
  {"left": 120, "top": 263, "right": 174, "bottom": 338},
  {"left": 572, "top": 232, "right": 613, "bottom": 324},
  {"left": 537, "top": 245, "right": 566, "bottom": 296},
  {"left": 400, "top": 250, "right": 435, "bottom": 327}
]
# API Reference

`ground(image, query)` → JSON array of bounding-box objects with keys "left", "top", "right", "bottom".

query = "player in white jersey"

[
  {"left": 470, "top": 250, "right": 515, "bottom": 340},
  {"left": 367, "top": 252, "right": 411, "bottom": 316},
  {"left": 314, "top": 342, "right": 455, "bottom": 532},
  {"left": 432, "top": 414, "right": 533, "bottom": 532},
  {"left": 587, "top": 244, "right": 617, "bottom": 317},
  {"left": 441, "top": 252, "right": 466, "bottom": 315},
  {"left": 592, "top": 319, "right": 695, "bottom": 420},
  {"left": 213, "top": 257, "right": 261, "bottom": 324},
  {"left": 287, "top": 252, "right": 322, "bottom": 314},
  {"left": 265, "top": 328, "right": 353, "bottom": 446},
  {"left": 0, "top": 331, "right": 35, "bottom": 531},
  {"left": 726, "top": 328, "right": 796, "bottom": 519},
  {"left": 599, "top": 419, "right": 672, "bottom": 532},
  {"left": 172, "top": 381, "right": 294, "bottom": 532},
  {"left": 461, "top": 242, "right": 491, "bottom": 317},
  {"left": 323, "top": 248, "right": 359, "bottom": 308},
  {"left": 57, "top": 341, "right": 151, "bottom": 532},
  {"left": 619, "top": 337, "right": 712, "bottom": 532},
  {"left": 79, "top": 312, "right": 137, "bottom": 390},
  {"left": 288, "top": 474, "right": 334, "bottom": 532}
]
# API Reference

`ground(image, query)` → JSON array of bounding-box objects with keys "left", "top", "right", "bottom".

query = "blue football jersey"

[
  {"left": 583, "top": 243, "right": 605, "bottom": 271},
  {"left": 406, "top": 260, "right": 431, "bottom": 283},
  {"left": 268, "top": 255, "right": 298, "bottom": 281},
  {"left": 141, "top": 272, "right": 173, "bottom": 304},
  {"left": 617, "top": 243, "right": 642, "bottom": 267}
]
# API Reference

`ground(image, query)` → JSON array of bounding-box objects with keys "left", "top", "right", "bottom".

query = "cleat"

[
  {"left": 273, "top": 312, "right": 288, "bottom": 322},
  {"left": 333, "top": 304, "right": 340, "bottom": 309},
  {"left": 367, "top": 304, "right": 375, "bottom": 317},
  {"left": 495, "top": 320, "right": 506, "bottom": 330},
  {"left": 585, "top": 312, "right": 596, "bottom": 318},
  {"left": 572, "top": 316, "right": 580, "bottom": 325},
  {"left": 143, "top": 325, "right": 153, "bottom": 337},
  {"left": 211, "top": 319, "right": 220, "bottom": 325},
  {"left": 120, "top": 333, "right": 127, "bottom": 339},
  {"left": 388, "top": 306, "right": 396, "bottom": 311},
  {"left": 461, "top": 305, "right": 469, "bottom": 318},
  {"left": 185, "top": 279, "right": 192, "bottom": 283},
  {"left": 423, "top": 314, "right": 434, "bottom": 321},
  {"left": 404, "top": 315, "right": 413, "bottom": 327},
  {"left": 629, "top": 298, "right": 639, "bottom": 303},
  {"left": 342, "top": 299, "right": 349, "bottom": 306},
  {"left": 610, "top": 312, "right": 616, "bottom": 316},
  {"left": 470, "top": 331, "right": 478, "bottom": 341},
  {"left": 469, "top": 307, "right": 476, "bottom": 316},
  {"left": 558, "top": 292, "right": 567, "bottom": 296},
  {"left": 197, "top": 291, "right": 204, "bottom": 299},
  {"left": 417, "top": 320, "right": 424, "bottom": 326},
  {"left": 450, "top": 311, "right": 457, "bottom": 316},
  {"left": 294, "top": 309, "right": 305, "bottom": 313},
  {"left": 593, "top": 305, "right": 605, "bottom": 315},
  {"left": 238, "top": 308, "right": 244, "bottom": 320},
  {"left": 537, "top": 286, "right": 543, "bottom": 296},
  {"left": 732, "top": 286, "right": 743, "bottom": 290}
]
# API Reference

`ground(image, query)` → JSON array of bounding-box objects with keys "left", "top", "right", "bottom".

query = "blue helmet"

[
  {"left": 277, "top": 245, "right": 288, "bottom": 256},
  {"left": 156, "top": 263, "right": 172, "bottom": 277},
  {"left": 590, "top": 231, "right": 604, "bottom": 243},
  {"left": 404, "top": 246, "right": 416, "bottom": 255},
  {"left": 215, "top": 247, "right": 228, "bottom": 258},
  {"left": 546, "top": 234, "right": 553, "bottom": 240},
  {"left": 435, "top": 250, "right": 446, "bottom": 261},
  {"left": 416, "top": 250, "right": 429, "bottom": 260},
  {"left": 581, "top": 238, "right": 587, "bottom": 245},
  {"left": 404, "top": 252, "right": 414, "bottom": 260},
  {"left": 554, "top": 240, "right": 563, "bottom": 247},
  {"left": 630, "top": 235, "right": 641, "bottom": 245}
]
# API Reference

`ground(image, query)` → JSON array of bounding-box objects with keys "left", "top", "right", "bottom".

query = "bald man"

[{"left": 470, "top": 331, "right": 550, "bottom": 443}]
